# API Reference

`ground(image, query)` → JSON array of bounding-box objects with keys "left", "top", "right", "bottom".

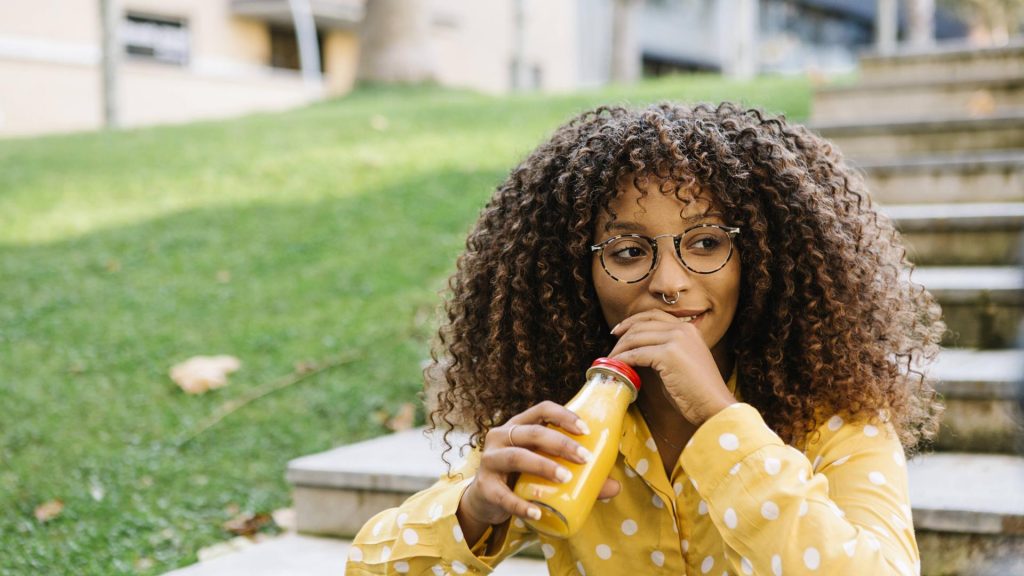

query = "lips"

[{"left": 668, "top": 310, "right": 707, "bottom": 324}]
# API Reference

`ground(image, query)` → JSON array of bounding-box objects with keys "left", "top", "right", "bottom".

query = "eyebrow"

[{"left": 606, "top": 211, "right": 723, "bottom": 232}]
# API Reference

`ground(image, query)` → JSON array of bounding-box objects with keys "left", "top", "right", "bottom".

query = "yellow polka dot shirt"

[{"left": 346, "top": 371, "right": 919, "bottom": 575}]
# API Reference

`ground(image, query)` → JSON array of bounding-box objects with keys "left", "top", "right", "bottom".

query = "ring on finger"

[{"left": 507, "top": 424, "right": 520, "bottom": 448}]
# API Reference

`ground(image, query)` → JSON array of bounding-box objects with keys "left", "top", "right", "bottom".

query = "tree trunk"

[
  {"left": 100, "top": 0, "right": 119, "bottom": 128},
  {"left": 610, "top": 0, "right": 641, "bottom": 84},
  {"left": 357, "top": 0, "right": 436, "bottom": 84}
]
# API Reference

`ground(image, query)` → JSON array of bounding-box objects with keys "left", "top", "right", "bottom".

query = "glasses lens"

[
  {"left": 602, "top": 237, "right": 654, "bottom": 282},
  {"left": 679, "top": 227, "right": 733, "bottom": 273}
]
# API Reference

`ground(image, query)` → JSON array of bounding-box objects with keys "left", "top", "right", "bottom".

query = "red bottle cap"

[{"left": 589, "top": 357, "right": 641, "bottom": 391}]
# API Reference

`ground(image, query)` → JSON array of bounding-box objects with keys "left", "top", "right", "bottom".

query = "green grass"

[{"left": 0, "top": 73, "right": 810, "bottom": 574}]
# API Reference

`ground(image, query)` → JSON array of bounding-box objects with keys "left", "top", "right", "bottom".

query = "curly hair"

[{"left": 427, "top": 102, "right": 945, "bottom": 462}]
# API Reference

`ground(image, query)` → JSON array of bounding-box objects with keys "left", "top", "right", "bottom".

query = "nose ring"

[{"left": 662, "top": 292, "right": 679, "bottom": 305}]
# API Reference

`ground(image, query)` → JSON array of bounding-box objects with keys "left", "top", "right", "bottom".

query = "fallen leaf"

[
  {"left": 370, "top": 114, "right": 389, "bottom": 131},
  {"left": 222, "top": 511, "right": 273, "bottom": 536},
  {"left": 34, "top": 500, "right": 64, "bottom": 522},
  {"left": 272, "top": 507, "right": 296, "bottom": 532},
  {"left": 134, "top": 557, "right": 154, "bottom": 571},
  {"left": 387, "top": 403, "right": 417, "bottom": 432},
  {"left": 170, "top": 355, "right": 241, "bottom": 395},
  {"left": 294, "top": 360, "right": 317, "bottom": 374},
  {"left": 105, "top": 259, "right": 121, "bottom": 273},
  {"left": 89, "top": 478, "right": 105, "bottom": 502},
  {"left": 216, "top": 270, "right": 232, "bottom": 283}
]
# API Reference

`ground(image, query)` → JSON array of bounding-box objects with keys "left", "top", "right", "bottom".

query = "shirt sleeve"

[
  {"left": 680, "top": 403, "right": 920, "bottom": 576},
  {"left": 344, "top": 449, "right": 536, "bottom": 575}
]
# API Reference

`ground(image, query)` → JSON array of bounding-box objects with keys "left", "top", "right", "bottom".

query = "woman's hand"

[
  {"left": 458, "top": 401, "right": 621, "bottom": 536},
  {"left": 609, "top": 309, "right": 736, "bottom": 425}
]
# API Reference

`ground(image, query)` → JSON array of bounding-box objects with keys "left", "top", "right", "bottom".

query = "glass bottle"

[{"left": 512, "top": 357, "right": 641, "bottom": 537}]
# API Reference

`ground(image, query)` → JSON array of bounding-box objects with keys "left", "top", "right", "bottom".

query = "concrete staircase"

[{"left": 808, "top": 40, "right": 1024, "bottom": 576}]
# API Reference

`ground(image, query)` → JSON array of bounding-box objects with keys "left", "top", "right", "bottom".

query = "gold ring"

[{"left": 507, "top": 424, "right": 519, "bottom": 448}]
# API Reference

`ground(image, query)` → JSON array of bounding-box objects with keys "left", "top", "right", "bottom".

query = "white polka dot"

[
  {"left": 865, "top": 533, "right": 881, "bottom": 551},
  {"left": 741, "top": 557, "right": 754, "bottom": 574},
  {"left": 828, "top": 415, "right": 843, "bottom": 431},
  {"left": 396, "top": 513, "right": 408, "bottom": 528},
  {"left": 729, "top": 463, "right": 741, "bottom": 475},
  {"left": 771, "top": 554, "right": 783, "bottom": 576},
  {"left": 394, "top": 561, "right": 410, "bottom": 573},
  {"left": 653, "top": 494, "right": 665, "bottom": 509},
  {"left": 372, "top": 520, "right": 384, "bottom": 536},
  {"left": 402, "top": 529, "right": 418, "bottom": 545},
  {"left": 621, "top": 519, "right": 638, "bottom": 535},
  {"left": 513, "top": 517, "right": 525, "bottom": 529},
  {"left": 764, "top": 457, "right": 781, "bottom": 475},
  {"left": 895, "top": 559, "right": 911, "bottom": 576},
  {"left": 893, "top": 450, "right": 905, "bottom": 466},
  {"left": 892, "top": 513, "right": 907, "bottom": 531},
  {"left": 701, "top": 556, "right": 715, "bottom": 573},
  {"left": 692, "top": 477, "right": 699, "bottom": 490},
  {"left": 431, "top": 565, "right": 444, "bottom": 576},
  {"left": 719, "top": 433, "right": 740, "bottom": 451},
  {"left": 674, "top": 482, "right": 684, "bottom": 496},
  {"left": 722, "top": 507, "right": 738, "bottom": 529},
  {"left": 348, "top": 546, "right": 363, "bottom": 561},
  {"left": 812, "top": 455, "right": 823, "bottom": 471},
  {"left": 804, "top": 547, "right": 820, "bottom": 570},
  {"left": 452, "top": 560, "right": 467, "bottom": 574},
  {"left": 829, "top": 502, "right": 845, "bottom": 517},
  {"left": 596, "top": 544, "right": 612, "bottom": 559},
  {"left": 542, "top": 543, "right": 556, "bottom": 559},
  {"left": 834, "top": 455, "right": 850, "bottom": 466},
  {"left": 453, "top": 524, "right": 464, "bottom": 542},
  {"left": 681, "top": 538, "right": 690, "bottom": 552},
  {"left": 869, "top": 471, "right": 887, "bottom": 485},
  {"left": 799, "top": 500, "right": 809, "bottom": 516},
  {"left": 429, "top": 503, "right": 443, "bottom": 521},
  {"left": 624, "top": 466, "right": 637, "bottom": 478},
  {"left": 761, "top": 500, "right": 780, "bottom": 520},
  {"left": 381, "top": 546, "right": 391, "bottom": 562},
  {"left": 651, "top": 550, "right": 665, "bottom": 567},
  {"left": 577, "top": 561, "right": 586, "bottom": 575},
  {"left": 864, "top": 425, "right": 879, "bottom": 437},
  {"left": 900, "top": 504, "right": 913, "bottom": 518},
  {"left": 872, "top": 525, "right": 892, "bottom": 539},
  {"left": 636, "top": 458, "right": 649, "bottom": 475},
  {"left": 798, "top": 469, "right": 808, "bottom": 483},
  {"left": 698, "top": 500, "right": 708, "bottom": 515},
  {"left": 843, "top": 539, "right": 857, "bottom": 557},
  {"left": 646, "top": 437, "right": 657, "bottom": 451}
]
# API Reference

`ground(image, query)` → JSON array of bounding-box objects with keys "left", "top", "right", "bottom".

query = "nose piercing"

[{"left": 662, "top": 292, "right": 679, "bottom": 305}]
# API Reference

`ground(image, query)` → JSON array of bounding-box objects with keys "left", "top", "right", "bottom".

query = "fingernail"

[
  {"left": 528, "top": 506, "right": 541, "bottom": 520},
  {"left": 577, "top": 446, "right": 594, "bottom": 462},
  {"left": 610, "top": 323, "right": 620, "bottom": 334},
  {"left": 576, "top": 419, "right": 590, "bottom": 435},
  {"left": 555, "top": 467, "right": 573, "bottom": 483}
]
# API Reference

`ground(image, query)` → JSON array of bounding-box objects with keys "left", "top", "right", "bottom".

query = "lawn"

[{"left": 0, "top": 74, "right": 811, "bottom": 574}]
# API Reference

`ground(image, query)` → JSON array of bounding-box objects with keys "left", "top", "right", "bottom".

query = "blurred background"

[{"left": 1, "top": 1, "right": 1021, "bottom": 575}]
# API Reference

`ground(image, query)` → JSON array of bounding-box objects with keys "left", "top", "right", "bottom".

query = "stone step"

[
  {"left": 160, "top": 533, "right": 548, "bottom": 576},
  {"left": 812, "top": 76, "right": 1024, "bottom": 125},
  {"left": 928, "top": 349, "right": 1023, "bottom": 454},
  {"left": 287, "top": 431, "right": 1024, "bottom": 576},
  {"left": 859, "top": 39, "right": 1024, "bottom": 85},
  {"left": 911, "top": 266, "right": 1023, "bottom": 348},
  {"left": 813, "top": 113, "right": 1024, "bottom": 162},
  {"left": 857, "top": 151, "right": 1024, "bottom": 205},
  {"left": 880, "top": 202, "right": 1024, "bottom": 265}
]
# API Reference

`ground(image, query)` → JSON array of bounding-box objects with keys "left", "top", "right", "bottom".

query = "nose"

[{"left": 647, "top": 236, "right": 694, "bottom": 300}]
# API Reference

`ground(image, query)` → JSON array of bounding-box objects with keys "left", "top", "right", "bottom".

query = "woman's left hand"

[{"left": 609, "top": 309, "right": 737, "bottom": 426}]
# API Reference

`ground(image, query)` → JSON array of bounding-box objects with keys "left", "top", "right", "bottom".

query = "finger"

[
  {"left": 597, "top": 478, "right": 621, "bottom": 500},
  {"left": 513, "top": 400, "right": 590, "bottom": 436},
  {"left": 611, "top": 309, "right": 682, "bottom": 335},
  {"left": 482, "top": 447, "right": 576, "bottom": 485},
  {"left": 473, "top": 474, "right": 538, "bottom": 524},
  {"left": 608, "top": 325, "right": 691, "bottom": 357},
  {"left": 508, "top": 423, "right": 592, "bottom": 465}
]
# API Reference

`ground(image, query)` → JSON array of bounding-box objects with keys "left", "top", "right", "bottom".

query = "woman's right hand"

[{"left": 457, "top": 400, "right": 621, "bottom": 529}]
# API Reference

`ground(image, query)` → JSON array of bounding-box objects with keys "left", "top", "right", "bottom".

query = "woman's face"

[{"left": 592, "top": 177, "right": 741, "bottom": 357}]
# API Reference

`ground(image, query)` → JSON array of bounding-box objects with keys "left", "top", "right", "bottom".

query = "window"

[
  {"left": 269, "top": 26, "right": 325, "bottom": 72},
  {"left": 122, "top": 13, "right": 189, "bottom": 65}
]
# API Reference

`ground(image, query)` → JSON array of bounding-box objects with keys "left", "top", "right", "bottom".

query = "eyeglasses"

[{"left": 590, "top": 224, "right": 741, "bottom": 283}]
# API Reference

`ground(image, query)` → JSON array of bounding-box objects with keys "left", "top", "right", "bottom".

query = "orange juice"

[{"left": 512, "top": 358, "right": 640, "bottom": 537}]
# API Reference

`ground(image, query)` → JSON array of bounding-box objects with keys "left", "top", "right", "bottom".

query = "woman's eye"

[
  {"left": 689, "top": 236, "right": 721, "bottom": 251},
  {"left": 610, "top": 243, "right": 648, "bottom": 259}
]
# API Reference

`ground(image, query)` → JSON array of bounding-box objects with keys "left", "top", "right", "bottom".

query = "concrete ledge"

[
  {"left": 881, "top": 203, "right": 1024, "bottom": 232},
  {"left": 812, "top": 111, "right": 1024, "bottom": 134},
  {"left": 930, "top": 349, "right": 1023, "bottom": 400},
  {"left": 911, "top": 267, "right": 1023, "bottom": 304},
  {"left": 908, "top": 453, "right": 1024, "bottom": 535}
]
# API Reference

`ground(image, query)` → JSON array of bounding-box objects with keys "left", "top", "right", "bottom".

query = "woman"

[{"left": 345, "top": 102, "right": 944, "bottom": 575}]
